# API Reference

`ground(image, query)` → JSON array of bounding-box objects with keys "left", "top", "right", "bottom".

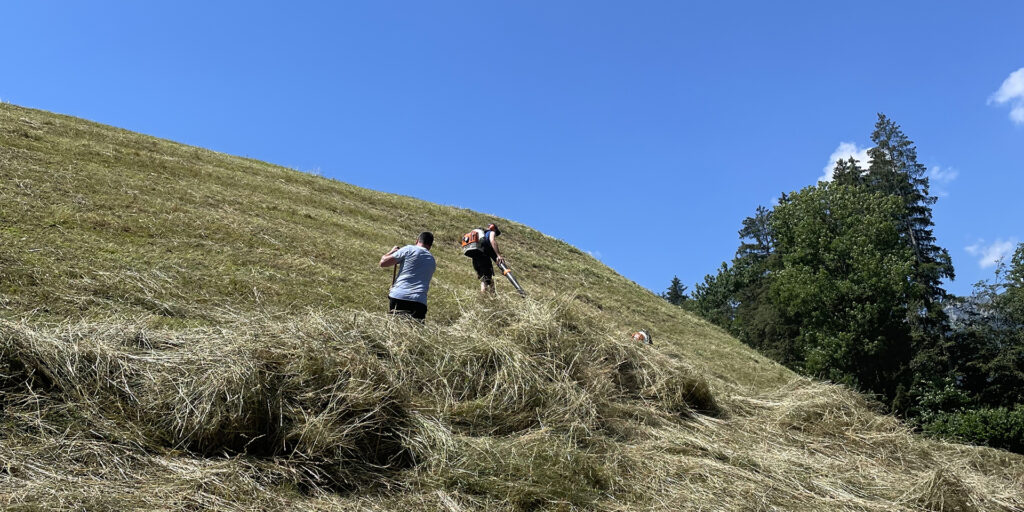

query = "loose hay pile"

[
  {"left": 4, "top": 103, "right": 1021, "bottom": 511},
  {"left": 2, "top": 296, "right": 1021, "bottom": 511}
]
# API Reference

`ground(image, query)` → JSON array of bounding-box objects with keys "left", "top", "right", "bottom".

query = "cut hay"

[
  {"left": 2, "top": 296, "right": 1022, "bottom": 510},
  {"left": 1, "top": 296, "right": 726, "bottom": 509},
  {"left": 5, "top": 101, "right": 1023, "bottom": 510},
  {"left": 908, "top": 468, "right": 981, "bottom": 512}
]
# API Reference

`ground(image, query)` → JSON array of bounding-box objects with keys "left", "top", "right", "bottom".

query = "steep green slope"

[
  {"left": 1, "top": 103, "right": 1022, "bottom": 511},
  {"left": 0, "top": 103, "right": 781, "bottom": 389}
]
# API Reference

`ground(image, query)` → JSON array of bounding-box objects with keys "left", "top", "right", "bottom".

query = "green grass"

[
  {"left": 0, "top": 103, "right": 784, "bottom": 390},
  {"left": 2, "top": 103, "right": 1023, "bottom": 510}
]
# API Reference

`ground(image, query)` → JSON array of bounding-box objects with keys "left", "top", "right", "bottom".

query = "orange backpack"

[{"left": 461, "top": 228, "right": 486, "bottom": 256}]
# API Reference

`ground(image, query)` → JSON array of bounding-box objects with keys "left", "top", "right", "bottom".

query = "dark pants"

[
  {"left": 389, "top": 297, "right": 427, "bottom": 321},
  {"left": 470, "top": 251, "right": 495, "bottom": 285}
]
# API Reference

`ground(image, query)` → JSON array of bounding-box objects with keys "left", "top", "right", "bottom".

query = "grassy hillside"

[{"left": 1, "top": 103, "right": 1022, "bottom": 510}]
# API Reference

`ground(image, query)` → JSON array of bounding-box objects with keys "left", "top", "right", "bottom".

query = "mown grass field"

[{"left": 1, "top": 103, "right": 1022, "bottom": 511}]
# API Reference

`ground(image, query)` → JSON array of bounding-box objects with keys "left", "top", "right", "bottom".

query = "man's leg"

[
  {"left": 472, "top": 254, "right": 495, "bottom": 294},
  {"left": 411, "top": 302, "right": 427, "bottom": 321}
]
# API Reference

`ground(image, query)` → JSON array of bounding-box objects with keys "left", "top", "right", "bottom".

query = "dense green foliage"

[
  {"left": 771, "top": 184, "right": 915, "bottom": 403},
  {"left": 690, "top": 182, "right": 918, "bottom": 407},
  {"left": 683, "top": 114, "right": 1024, "bottom": 452},
  {"left": 913, "top": 243, "right": 1024, "bottom": 451},
  {"left": 923, "top": 407, "right": 1024, "bottom": 453}
]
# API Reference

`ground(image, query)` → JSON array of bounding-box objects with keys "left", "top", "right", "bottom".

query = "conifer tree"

[
  {"left": 662, "top": 276, "right": 688, "bottom": 305},
  {"left": 728, "top": 204, "right": 796, "bottom": 361},
  {"left": 690, "top": 263, "right": 736, "bottom": 329},
  {"left": 831, "top": 157, "right": 865, "bottom": 187},
  {"left": 920, "top": 243, "right": 1024, "bottom": 416},
  {"left": 865, "top": 114, "right": 954, "bottom": 345},
  {"left": 736, "top": 205, "right": 775, "bottom": 262},
  {"left": 1004, "top": 243, "right": 1024, "bottom": 323}
]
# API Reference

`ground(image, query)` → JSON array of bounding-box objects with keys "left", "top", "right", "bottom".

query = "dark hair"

[
  {"left": 487, "top": 223, "right": 501, "bottom": 236},
  {"left": 418, "top": 231, "right": 434, "bottom": 247}
]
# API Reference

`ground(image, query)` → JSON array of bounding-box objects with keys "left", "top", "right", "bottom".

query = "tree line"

[{"left": 664, "top": 114, "right": 1024, "bottom": 452}]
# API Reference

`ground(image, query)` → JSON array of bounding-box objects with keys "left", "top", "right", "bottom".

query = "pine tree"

[
  {"left": 736, "top": 205, "right": 775, "bottom": 263},
  {"left": 690, "top": 263, "right": 736, "bottom": 329},
  {"left": 662, "top": 275, "right": 688, "bottom": 305},
  {"left": 728, "top": 204, "right": 796, "bottom": 361},
  {"left": 1004, "top": 243, "right": 1024, "bottom": 323},
  {"left": 831, "top": 157, "right": 865, "bottom": 187},
  {"left": 920, "top": 243, "right": 1024, "bottom": 416},
  {"left": 865, "top": 114, "right": 954, "bottom": 345}
]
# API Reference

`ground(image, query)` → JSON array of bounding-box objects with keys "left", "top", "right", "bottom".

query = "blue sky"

[{"left": 3, "top": 1, "right": 1022, "bottom": 296}]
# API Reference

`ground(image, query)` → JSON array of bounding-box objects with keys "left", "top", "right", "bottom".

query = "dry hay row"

[
  {"left": 0, "top": 296, "right": 717, "bottom": 510},
  {"left": 1, "top": 295, "right": 1022, "bottom": 510}
]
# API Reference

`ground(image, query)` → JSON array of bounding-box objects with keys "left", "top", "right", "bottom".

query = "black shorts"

[
  {"left": 470, "top": 252, "right": 495, "bottom": 284},
  {"left": 389, "top": 297, "right": 427, "bottom": 321}
]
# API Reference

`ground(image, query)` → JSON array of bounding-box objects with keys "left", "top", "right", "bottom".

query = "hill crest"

[{"left": 1, "top": 103, "right": 1021, "bottom": 510}]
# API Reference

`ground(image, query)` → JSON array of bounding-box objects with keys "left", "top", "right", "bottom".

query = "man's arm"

[
  {"left": 489, "top": 234, "right": 505, "bottom": 266},
  {"left": 380, "top": 246, "right": 401, "bottom": 267}
]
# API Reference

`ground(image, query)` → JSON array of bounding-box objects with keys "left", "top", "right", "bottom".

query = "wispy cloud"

[
  {"left": 928, "top": 166, "right": 959, "bottom": 196},
  {"left": 965, "top": 238, "right": 1018, "bottom": 269},
  {"left": 585, "top": 249, "right": 602, "bottom": 260},
  {"left": 929, "top": 166, "right": 958, "bottom": 184},
  {"left": 820, "top": 142, "right": 871, "bottom": 183},
  {"left": 988, "top": 67, "right": 1024, "bottom": 125}
]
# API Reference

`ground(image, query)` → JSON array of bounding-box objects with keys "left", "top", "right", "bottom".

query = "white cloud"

[
  {"left": 585, "top": 249, "right": 602, "bottom": 259},
  {"left": 988, "top": 67, "right": 1024, "bottom": 125},
  {"left": 928, "top": 166, "right": 959, "bottom": 196},
  {"left": 929, "top": 166, "right": 958, "bottom": 184},
  {"left": 820, "top": 142, "right": 871, "bottom": 183},
  {"left": 1012, "top": 105, "right": 1024, "bottom": 124},
  {"left": 965, "top": 238, "right": 1018, "bottom": 269}
]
